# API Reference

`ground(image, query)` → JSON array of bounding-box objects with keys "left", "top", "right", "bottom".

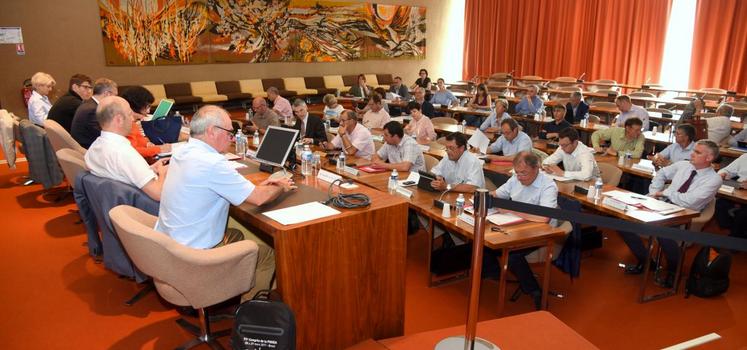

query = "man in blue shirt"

[
  {"left": 515, "top": 85, "right": 544, "bottom": 115},
  {"left": 486, "top": 118, "right": 533, "bottom": 161},
  {"left": 430, "top": 78, "right": 459, "bottom": 107},
  {"left": 480, "top": 99, "right": 512, "bottom": 133},
  {"left": 650, "top": 124, "right": 696, "bottom": 167}
]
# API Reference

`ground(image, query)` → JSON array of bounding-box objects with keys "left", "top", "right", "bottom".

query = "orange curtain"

[
  {"left": 463, "top": 0, "right": 672, "bottom": 86},
  {"left": 689, "top": 0, "right": 747, "bottom": 92}
]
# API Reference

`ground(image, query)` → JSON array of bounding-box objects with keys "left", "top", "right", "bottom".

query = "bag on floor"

[
  {"left": 685, "top": 246, "right": 732, "bottom": 298},
  {"left": 231, "top": 290, "right": 296, "bottom": 350}
]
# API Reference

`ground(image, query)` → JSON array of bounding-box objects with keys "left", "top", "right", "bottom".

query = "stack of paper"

[
  {"left": 632, "top": 159, "right": 655, "bottom": 173},
  {"left": 486, "top": 213, "right": 524, "bottom": 226},
  {"left": 262, "top": 202, "right": 341, "bottom": 225},
  {"left": 467, "top": 130, "right": 490, "bottom": 154}
]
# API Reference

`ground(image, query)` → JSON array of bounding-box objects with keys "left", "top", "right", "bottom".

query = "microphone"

[
  {"left": 438, "top": 183, "right": 452, "bottom": 201},
  {"left": 433, "top": 184, "right": 452, "bottom": 209},
  {"left": 508, "top": 70, "right": 515, "bottom": 77},
  {"left": 577, "top": 73, "right": 586, "bottom": 83}
]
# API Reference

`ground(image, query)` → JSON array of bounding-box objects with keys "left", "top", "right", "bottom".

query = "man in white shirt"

[
  {"left": 431, "top": 132, "right": 485, "bottom": 192},
  {"left": 326, "top": 110, "right": 375, "bottom": 159},
  {"left": 542, "top": 128, "right": 599, "bottom": 181},
  {"left": 362, "top": 94, "right": 391, "bottom": 129},
  {"left": 267, "top": 87, "right": 292, "bottom": 120},
  {"left": 84, "top": 96, "right": 167, "bottom": 201},
  {"left": 156, "top": 105, "right": 294, "bottom": 298},
  {"left": 706, "top": 104, "right": 735, "bottom": 146},
  {"left": 615, "top": 95, "right": 649, "bottom": 131},
  {"left": 619, "top": 140, "right": 722, "bottom": 287},
  {"left": 651, "top": 124, "right": 696, "bottom": 167}
]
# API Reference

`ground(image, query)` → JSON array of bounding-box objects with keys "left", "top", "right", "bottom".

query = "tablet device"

[
  {"left": 417, "top": 170, "right": 439, "bottom": 192},
  {"left": 152, "top": 99, "right": 175, "bottom": 119}
]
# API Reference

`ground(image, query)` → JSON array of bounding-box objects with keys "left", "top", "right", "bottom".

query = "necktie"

[
  {"left": 677, "top": 170, "right": 697, "bottom": 193},
  {"left": 301, "top": 121, "right": 306, "bottom": 137}
]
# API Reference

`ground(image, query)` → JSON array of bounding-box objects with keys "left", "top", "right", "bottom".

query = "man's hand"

[
  {"left": 302, "top": 137, "right": 314, "bottom": 144},
  {"left": 543, "top": 164, "right": 563, "bottom": 176},
  {"left": 159, "top": 143, "right": 172, "bottom": 152},
  {"left": 593, "top": 146, "right": 604, "bottom": 153},
  {"left": 720, "top": 172, "right": 728, "bottom": 180},
  {"left": 338, "top": 125, "right": 347, "bottom": 136},
  {"left": 652, "top": 191, "right": 664, "bottom": 198},
  {"left": 262, "top": 177, "right": 295, "bottom": 192},
  {"left": 605, "top": 147, "right": 618, "bottom": 156},
  {"left": 431, "top": 176, "right": 447, "bottom": 191},
  {"left": 740, "top": 181, "right": 747, "bottom": 190},
  {"left": 370, "top": 159, "right": 388, "bottom": 169},
  {"left": 151, "top": 158, "right": 169, "bottom": 177}
]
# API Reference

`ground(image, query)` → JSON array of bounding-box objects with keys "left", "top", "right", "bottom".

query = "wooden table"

[
  {"left": 377, "top": 311, "right": 598, "bottom": 350},
  {"left": 321, "top": 159, "right": 564, "bottom": 315},
  {"left": 229, "top": 161, "right": 408, "bottom": 350}
]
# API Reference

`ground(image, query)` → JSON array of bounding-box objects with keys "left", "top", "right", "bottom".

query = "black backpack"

[
  {"left": 231, "top": 290, "right": 296, "bottom": 350},
  {"left": 685, "top": 246, "right": 732, "bottom": 298}
]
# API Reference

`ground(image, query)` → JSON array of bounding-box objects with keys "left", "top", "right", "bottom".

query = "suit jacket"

[
  {"left": 294, "top": 114, "right": 327, "bottom": 145},
  {"left": 71, "top": 99, "right": 100, "bottom": 149},
  {"left": 565, "top": 101, "right": 589, "bottom": 124},
  {"left": 48, "top": 90, "right": 83, "bottom": 132},
  {"left": 388, "top": 84, "right": 410, "bottom": 99},
  {"left": 420, "top": 100, "right": 436, "bottom": 118},
  {"left": 19, "top": 119, "right": 63, "bottom": 189},
  {"left": 349, "top": 84, "right": 374, "bottom": 98}
]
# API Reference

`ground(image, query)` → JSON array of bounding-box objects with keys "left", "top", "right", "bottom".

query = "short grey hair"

[
  {"left": 571, "top": 91, "right": 583, "bottom": 99},
  {"left": 716, "top": 104, "right": 734, "bottom": 117},
  {"left": 342, "top": 110, "right": 358, "bottom": 122},
  {"left": 190, "top": 105, "right": 228, "bottom": 136},
  {"left": 696, "top": 139, "right": 720, "bottom": 159},
  {"left": 495, "top": 99, "right": 508, "bottom": 110},
  {"left": 513, "top": 151, "right": 540, "bottom": 169},
  {"left": 95, "top": 96, "right": 128, "bottom": 126},
  {"left": 93, "top": 78, "right": 117, "bottom": 95},
  {"left": 31, "top": 72, "right": 55, "bottom": 89},
  {"left": 266, "top": 86, "right": 279, "bottom": 95},
  {"left": 292, "top": 98, "right": 306, "bottom": 108}
]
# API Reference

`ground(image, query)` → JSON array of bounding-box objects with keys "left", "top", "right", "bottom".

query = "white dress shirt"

[
  {"left": 488, "top": 131, "right": 533, "bottom": 156},
  {"left": 495, "top": 172, "right": 559, "bottom": 226},
  {"left": 363, "top": 109, "right": 391, "bottom": 129},
  {"left": 616, "top": 105, "right": 649, "bottom": 131},
  {"left": 649, "top": 160, "right": 722, "bottom": 211},
  {"left": 706, "top": 116, "right": 733, "bottom": 146},
  {"left": 658, "top": 141, "right": 694, "bottom": 163},
  {"left": 27, "top": 90, "right": 52, "bottom": 126},
  {"left": 432, "top": 151, "right": 485, "bottom": 188},
  {"left": 85, "top": 131, "right": 156, "bottom": 189},
  {"left": 719, "top": 153, "right": 747, "bottom": 182},
  {"left": 542, "top": 141, "right": 600, "bottom": 181}
]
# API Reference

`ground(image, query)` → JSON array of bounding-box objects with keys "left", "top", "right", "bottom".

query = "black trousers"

[
  {"left": 483, "top": 247, "right": 541, "bottom": 294},
  {"left": 715, "top": 198, "right": 747, "bottom": 238},
  {"left": 618, "top": 231, "right": 680, "bottom": 272}
]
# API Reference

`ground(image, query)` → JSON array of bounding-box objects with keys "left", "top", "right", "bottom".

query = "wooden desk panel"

[{"left": 230, "top": 163, "right": 408, "bottom": 349}]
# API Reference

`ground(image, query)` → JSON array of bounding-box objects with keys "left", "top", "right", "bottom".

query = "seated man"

[
  {"left": 84, "top": 96, "right": 167, "bottom": 201},
  {"left": 650, "top": 124, "right": 696, "bottom": 167},
  {"left": 731, "top": 127, "right": 747, "bottom": 147},
  {"left": 515, "top": 85, "right": 544, "bottom": 115},
  {"left": 291, "top": 99, "right": 327, "bottom": 145},
  {"left": 564, "top": 91, "right": 589, "bottom": 124},
  {"left": 48, "top": 73, "right": 92, "bottom": 132},
  {"left": 413, "top": 87, "right": 435, "bottom": 118},
  {"left": 156, "top": 105, "right": 294, "bottom": 298},
  {"left": 542, "top": 128, "right": 600, "bottom": 181},
  {"left": 245, "top": 97, "right": 280, "bottom": 134},
  {"left": 404, "top": 102, "right": 437, "bottom": 144},
  {"left": 706, "top": 104, "right": 735, "bottom": 146},
  {"left": 488, "top": 151, "right": 560, "bottom": 309},
  {"left": 431, "top": 132, "right": 485, "bottom": 192},
  {"left": 362, "top": 94, "right": 391, "bottom": 129},
  {"left": 618, "top": 140, "right": 722, "bottom": 287},
  {"left": 388, "top": 76, "right": 410, "bottom": 100},
  {"left": 371, "top": 121, "right": 426, "bottom": 172},
  {"left": 486, "top": 118, "right": 533, "bottom": 162},
  {"left": 267, "top": 87, "right": 292, "bottom": 121},
  {"left": 614, "top": 95, "right": 649, "bottom": 131},
  {"left": 479, "top": 99, "right": 512, "bottom": 133},
  {"left": 540, "top": 104, "right": 572, "bottom": 140},
  {"left": 591, "top": 117, "right": 645, "bottom": 158},
  {"left": 71, "top": 78, "right": 118, "bottom": 149},
  {"left": 716, "top": 153, "right": 747, "bottom": 238},
  {"left": 326, "top": 110, "right": 375, "bottom": 160}
]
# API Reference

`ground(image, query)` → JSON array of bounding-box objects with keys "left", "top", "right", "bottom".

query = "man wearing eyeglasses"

[
  {"left": 157, "top": 105, "right": 294, "bottom": 299},
  {"left": 48, "top": 73, "right": 93, "bottom": 132},
  {"left": 325, "top": 110, "right": 375, "bottom": 160},
  {"left": 430, "top": 132, "right": 485, "bottom": 192},
  {"left": 541, "top": 127, "right": 600, "bottom": 181}
]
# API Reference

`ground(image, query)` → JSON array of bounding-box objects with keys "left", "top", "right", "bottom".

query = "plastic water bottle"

[
  {"left": 301, "top": 145, "right": 313, "bottom": 176},
  {"left": 388, "top": 169, "right": 399, "bottom": 193},
  {"left": 245, "top": 109, "right": 252, "bottom": 122},
  {"left": 455, "top": 193, "right": 465, "bottom": 216},
  {"left": 594, "top": 177, "right": 603, "bottom": 201},
  {"left": 337, "top": 152, "right": 346, "bottom": 172},
  {"left": 460, "top": 120, "right": 467, "bottom": 133},
  {"left": 235, "top": 129, "right": 246, "bottom": 158},
  {"left": 252, "top": 130, "right": 259, "bottom": 146}
]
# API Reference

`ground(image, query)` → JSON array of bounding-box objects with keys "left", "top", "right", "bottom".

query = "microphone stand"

[{"left": 435, "top": 189, "right": 498, "bottom": 350}]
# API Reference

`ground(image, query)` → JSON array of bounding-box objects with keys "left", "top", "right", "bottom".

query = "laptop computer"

[{"left": 417, "top": 170, "right": 439, "bottom": 192}]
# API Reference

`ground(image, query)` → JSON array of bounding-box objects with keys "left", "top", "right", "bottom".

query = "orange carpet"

[{"left": 1, "top": 159, "right": 746, "bottom": 349}]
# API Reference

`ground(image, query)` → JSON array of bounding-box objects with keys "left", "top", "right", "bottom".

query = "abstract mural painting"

[{"left": 99, "top": 0, "right": 426, "bottom": 66}]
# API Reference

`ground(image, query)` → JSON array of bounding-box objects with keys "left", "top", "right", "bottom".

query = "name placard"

[
  {"left": 317, "top": 169, "right": 343, "bottom": 184},
  {"left": 343, "top": 166, "right": 359, "bottom": 176},
  {"left": 395, "top": 187, "right": 413, "bottom": 198},
  {"left": 602, "top": 196, "right": 628, "bottom": 211}
]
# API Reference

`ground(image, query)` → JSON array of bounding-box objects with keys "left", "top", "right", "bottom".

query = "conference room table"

[
  {"left": 229, "top": 159, "right": 408, "bottom": 350},
  {"left": 317, "top": 154, "right": 565, "bottom": 315}
]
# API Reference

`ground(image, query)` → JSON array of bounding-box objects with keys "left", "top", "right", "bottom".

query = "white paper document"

[
  {"left": 398, "top": 172, "right": 420, "bottom": 187},
  {"left": 546, "top": 173, "right": 574, "bottom": 182},
  {"left": 262, "top": 201, "right": 341, "bottom": 225},
  {"left": 486, "top": 212, "right": 525, "bottom": 226},
  {"left": 227, "top": 161, "right": 247, "bottom": 170},
  {"left": 467, "top": 130, "right": 490, "bottom": 154},
  {"left": 632, "top": 159, "right": 655, "bottom": 173}
]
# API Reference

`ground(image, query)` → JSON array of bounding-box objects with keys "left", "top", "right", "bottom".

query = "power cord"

[{"left": 324, "top": 179, "right": 371, "bottom": 209}]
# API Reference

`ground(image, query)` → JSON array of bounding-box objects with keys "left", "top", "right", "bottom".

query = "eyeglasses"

[
  {"left": 214, "top": 125, "right": 235, "bottom": 139},
  {"left": 78, "top": 84, "right": 93, "bottom": 90}
]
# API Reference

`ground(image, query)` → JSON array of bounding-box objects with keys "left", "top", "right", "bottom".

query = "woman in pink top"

[{"left": 404, "top": 101, "right": 436, "bottom": 144}]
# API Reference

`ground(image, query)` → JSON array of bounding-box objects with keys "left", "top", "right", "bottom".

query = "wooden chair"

[
  {"left": 700, "top": 88, "right": 727, "bottom": 102},
  {"left": 431, "top": 117, "right": 458, "bottom": 125},
  {"left": 424, "top": 154, "right": 439, "bottom": 172},
  {"left": 587, "top": 79, "right": 619, "bottom": 92},
  {"left": 549, "top": 76, "right": 579, "bottom": 89},
  {"left": 517, "top": 75, "right": 543, "bottom": 87}
]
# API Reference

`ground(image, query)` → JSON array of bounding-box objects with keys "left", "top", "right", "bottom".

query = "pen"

[
  {"left": 157, "top": 137, "right": 165, "bottom": 144},
  {"left": 630, "top": 195, "right": 647, "bottom": 200}
]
